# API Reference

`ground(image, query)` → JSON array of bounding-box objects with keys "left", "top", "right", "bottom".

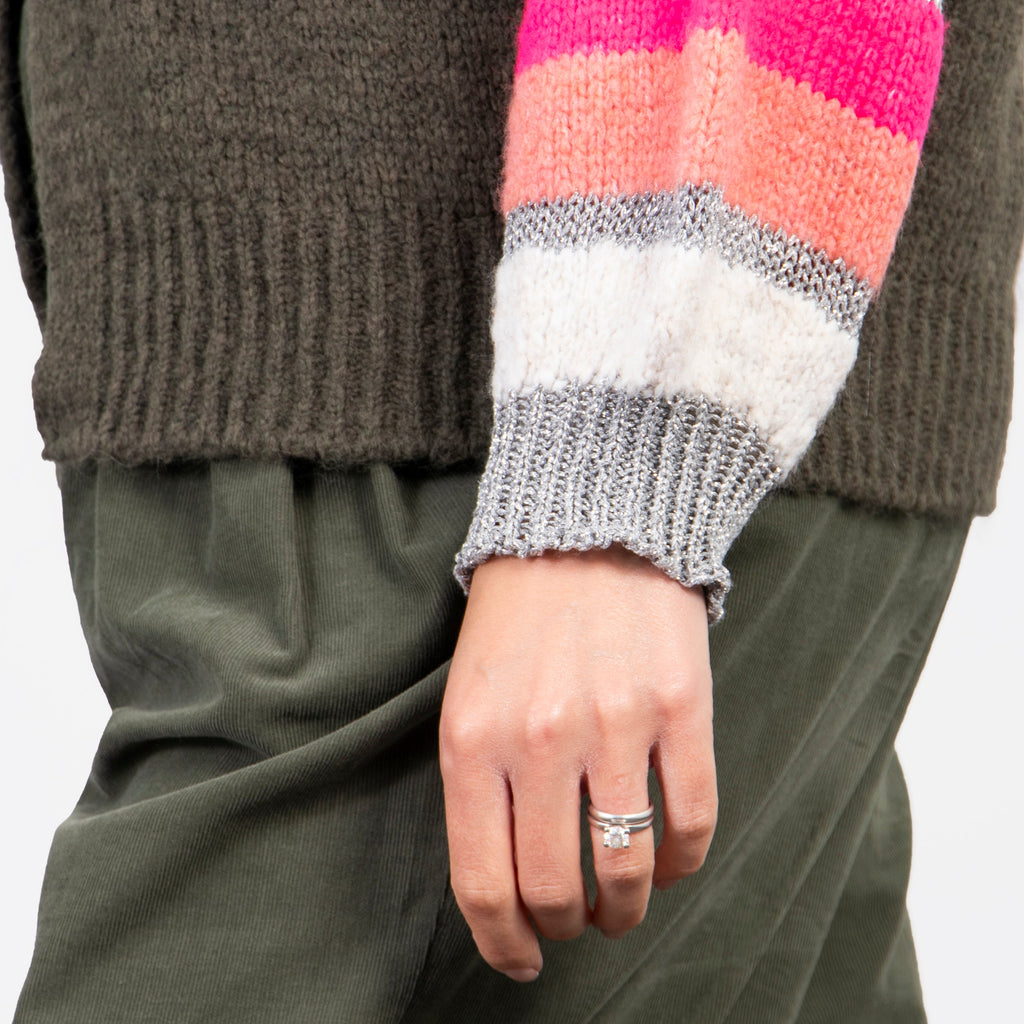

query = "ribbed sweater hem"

[
  {"left": 20, "top": 186, "right": 1017, "bottom": 521},
  {"left": 29, "top": 190, "right": 500, "bottom": 470}
]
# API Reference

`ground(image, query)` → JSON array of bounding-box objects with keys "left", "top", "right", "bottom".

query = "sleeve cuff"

[{"left": 452, "top": 381, "right": 782, "bottom": 626}]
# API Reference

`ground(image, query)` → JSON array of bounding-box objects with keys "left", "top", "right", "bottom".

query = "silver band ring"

[
  {"left": 587, "top": 802, "right": 654, "bottom": 850},
  {"left": 588, "top": 804, "right": 655, "bottom": 825}
]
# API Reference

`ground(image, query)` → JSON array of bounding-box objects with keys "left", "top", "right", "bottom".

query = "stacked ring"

[{"left": 586, "top": 802, "right": 655, "bottom": 850}]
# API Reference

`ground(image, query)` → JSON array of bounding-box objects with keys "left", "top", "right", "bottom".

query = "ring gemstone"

[{"left": 603, "top": 825, "right": 630, "bottom": 849}]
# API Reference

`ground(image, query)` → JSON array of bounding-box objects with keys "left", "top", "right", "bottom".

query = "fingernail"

[
  {"left": 653, "top": 878, "right": 677, "bottom": 891},
  {"left": 504, "top": 968, "right": 540, "bottom": 983},
  {"left": 600, "top": 929, "right": 627, "bottom": 940}
]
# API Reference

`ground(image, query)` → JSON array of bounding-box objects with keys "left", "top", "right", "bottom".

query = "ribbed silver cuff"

[{"left": 452, "top": 383, "right": 782, "bottom": 625}]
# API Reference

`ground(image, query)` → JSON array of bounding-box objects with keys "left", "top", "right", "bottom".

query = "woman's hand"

[{"left": 439, "top": 542, "right": 717, "bottom": 982}]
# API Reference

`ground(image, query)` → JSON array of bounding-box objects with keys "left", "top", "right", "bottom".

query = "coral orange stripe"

[{"left": 501, "top": 28, "right": 920, "bottom": 287}]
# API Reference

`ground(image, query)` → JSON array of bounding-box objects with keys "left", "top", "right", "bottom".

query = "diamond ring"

[{"left": 587, "top": 802, "right": 655, "bottom": 849}]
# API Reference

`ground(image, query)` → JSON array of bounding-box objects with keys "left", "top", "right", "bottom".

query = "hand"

[{"left": 439, "top": 543, "right": 717, "bottom": 982}]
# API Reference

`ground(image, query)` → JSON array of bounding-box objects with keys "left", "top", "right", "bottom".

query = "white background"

[{"left": 1, "top": 228, "right": 1021, "bottom": 1021}]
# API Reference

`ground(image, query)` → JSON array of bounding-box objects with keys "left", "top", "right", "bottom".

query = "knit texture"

[
  {"left": 785, "top": 0, "right": 1024, "bottom": 515},
  {"left": 451, "top": 0, "right": 946, "bottom": 619},
  {"left": 1, "top": 0, "right": 1022, "bottom": 615}
]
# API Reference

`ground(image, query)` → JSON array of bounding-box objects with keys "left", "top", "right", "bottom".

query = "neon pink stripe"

[{"left": 514, "top": 0, "right": 944, "bottom": 143}]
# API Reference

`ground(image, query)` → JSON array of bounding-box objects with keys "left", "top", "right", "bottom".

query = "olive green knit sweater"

[{"left": 1, "top": 0, "right": 1022, "bottom": 617}]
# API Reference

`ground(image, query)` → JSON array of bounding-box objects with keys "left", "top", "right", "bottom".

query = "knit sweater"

[{"left": 1, "top": 0, "right": 1022, "bottom": 622}]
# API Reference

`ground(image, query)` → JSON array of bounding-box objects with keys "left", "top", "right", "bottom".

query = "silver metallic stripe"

[
  {"left": 452, "top": 383, "right": 783, "bottom": 626},
  {"left": 502, "top": 184, "right": 873, "bottom": 334}
]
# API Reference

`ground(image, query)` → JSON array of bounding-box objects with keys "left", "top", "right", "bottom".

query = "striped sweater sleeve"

[{"left": 452, "top": 0, "right": 947, "bottom": 625}]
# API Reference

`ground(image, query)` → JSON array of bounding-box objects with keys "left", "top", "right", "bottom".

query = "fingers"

[
  {"left": 438, "top": 737, "right": 542, "bottom": 980},
  {"left": 439, "top": 556, "right": 717, "bottom": 981},
  {"left": 586, "top": 754, "right": 656, "bottom": 939},
  {"left": 510, "top": 768, "right": 590, "bottom": 942},
  {"left": 650, "top": 692, "right": 718, "bottom": 889}
]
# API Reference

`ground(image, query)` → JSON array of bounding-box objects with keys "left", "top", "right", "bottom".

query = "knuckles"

[
  {"left": 438, "top": 711, "right": 500, "bottom": 765},
  {"left": 520, "top": 882, "right": 588, "bottom": 941},
  {"left": 651, "top": 671, "right": 712, "bottom": 720},
  {"left": 519, "top": 701, "right": 576, "bottom": 755},
  {"left": 670, "top": 801, "right": 719, "bottom": 844},
  {"left": 662, "top": 803, "right": 719, "bottom": 874},
  {"left": 590, "top": 691, "right": 649, "bottom": 739},
  {"left": 440, "top": 667, "right": 709, "bottom": 764},
  {"left": 518, "top": 881, "right": 582, "bottom": 920},
  {"left": 597, "top": 856, "right": 654, "bottom": 891},
  {"left": 453, "top": 881, "right": 516, "bottom": 922}
]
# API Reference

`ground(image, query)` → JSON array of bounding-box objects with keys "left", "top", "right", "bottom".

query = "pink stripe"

[{"left": 514, "top": 0, "right": 945, "bottom": 143}]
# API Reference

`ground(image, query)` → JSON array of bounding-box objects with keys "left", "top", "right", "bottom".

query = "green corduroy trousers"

[{"left": 12, "top": 458, "right": 970, "bottom": 1023}]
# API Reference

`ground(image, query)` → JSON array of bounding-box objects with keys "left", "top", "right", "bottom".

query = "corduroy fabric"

[
  {"left": 12, "top": 458, "right": 969, "bottom": 1023},
  {"left": 0, "top": 0, "right": 1020, "bottom": 520}
]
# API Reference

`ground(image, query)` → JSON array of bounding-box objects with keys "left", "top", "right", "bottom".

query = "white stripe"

[{"left": 490, "top": 239, "right": 859, "bottom": 474}]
